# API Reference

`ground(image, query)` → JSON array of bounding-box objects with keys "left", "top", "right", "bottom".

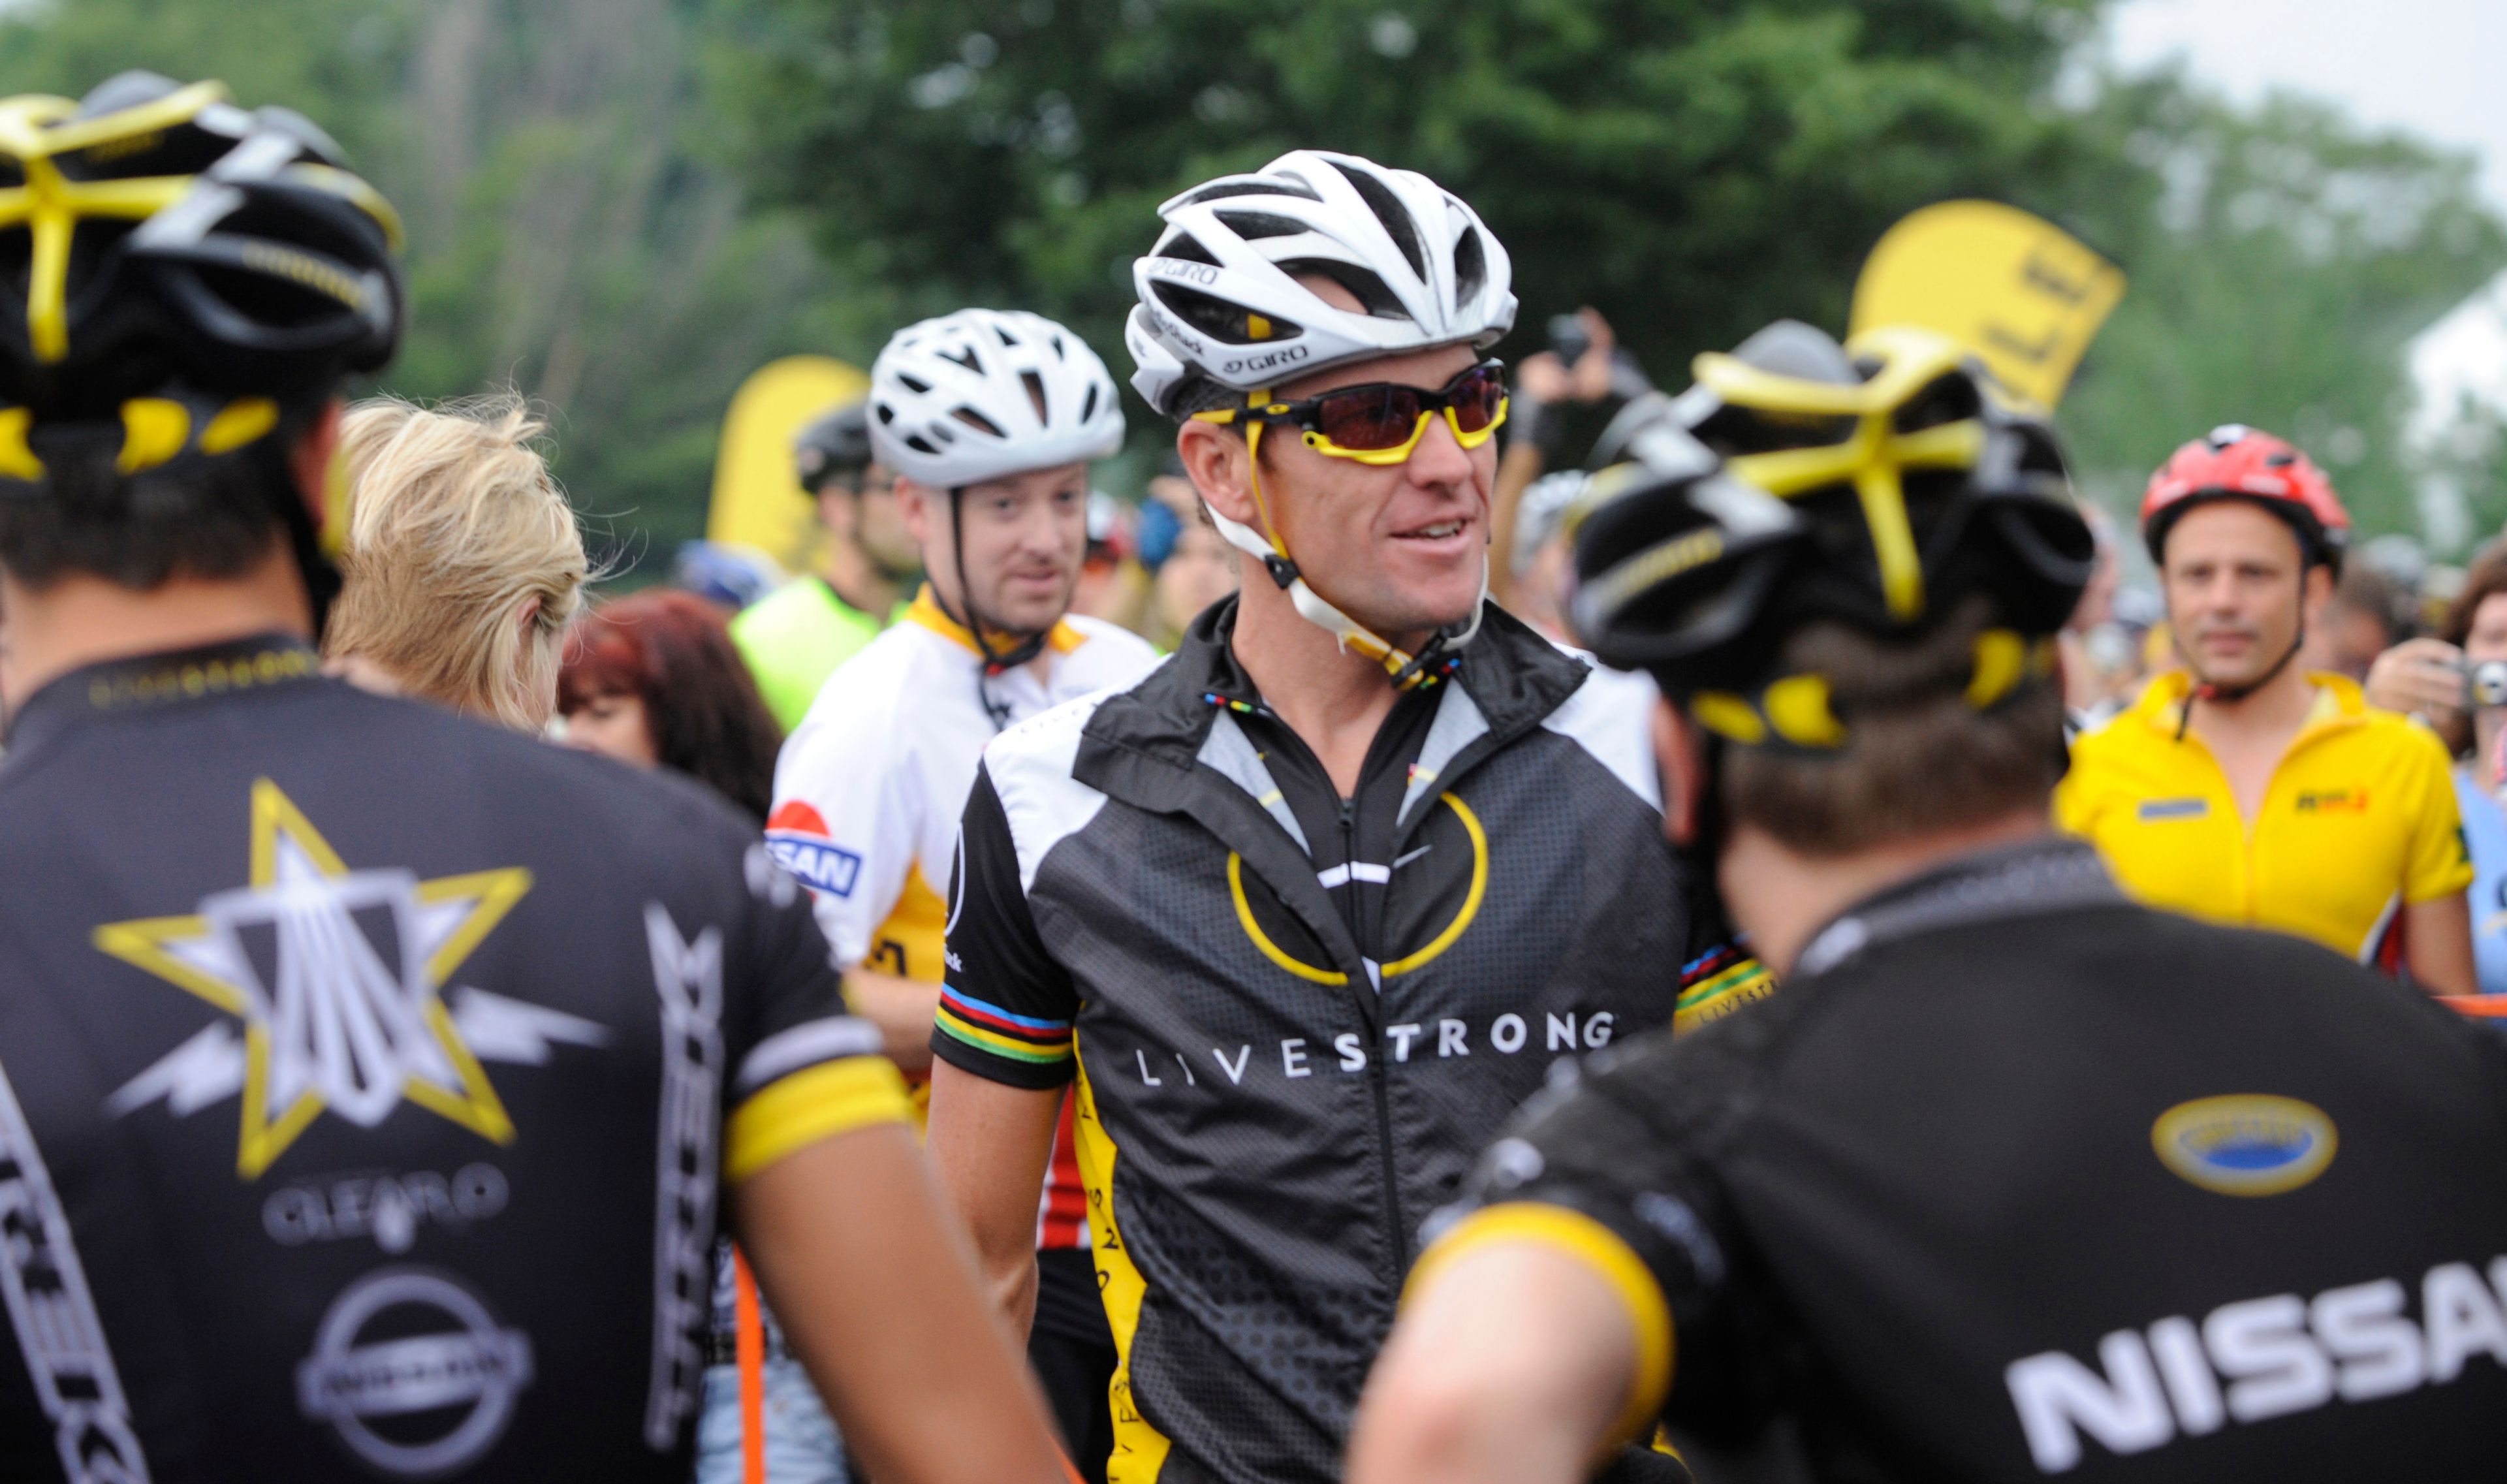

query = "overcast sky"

[{"left": 2106, "top": 0, "right": 2507, "bottom": 211}]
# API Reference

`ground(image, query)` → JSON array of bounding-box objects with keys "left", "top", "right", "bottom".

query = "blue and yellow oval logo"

[{"left": 2151, "top": 1095, "right": 2337, "bottom": 1197}]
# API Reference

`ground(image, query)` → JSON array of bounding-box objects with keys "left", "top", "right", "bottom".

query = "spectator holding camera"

[{"left": 2368, "top": 540, "right": 2507, "bottom": 996}]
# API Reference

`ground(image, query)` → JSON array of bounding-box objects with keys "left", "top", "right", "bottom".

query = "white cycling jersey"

[{"left": 768, "top": 586, "right": 1161, "bottom": 983}]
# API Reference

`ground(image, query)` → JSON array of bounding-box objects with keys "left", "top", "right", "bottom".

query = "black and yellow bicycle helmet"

[
  {"left": 0, "top": 71, "right": 404, "bottom": 618},
  {"left": 1569, "top": 320, "right": 2093, "bottom": 748}
]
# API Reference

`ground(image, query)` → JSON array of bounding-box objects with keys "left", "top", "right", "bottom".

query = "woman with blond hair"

[{"left": 324, "top": 392, "right": 588, "bottom": 731}]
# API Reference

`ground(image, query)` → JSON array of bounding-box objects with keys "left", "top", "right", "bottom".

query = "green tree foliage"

[
  {"left": 714, "top": 0, "right": 2115, "bottom": 405},
  {"left": 0, "top": 0, "right": 2495, "bottom": 558},
  {"left": 2058, "top": 72, "right": 2507, "bottom": 541},
  {"left": 0, "top": 0, "right": 898, "bottom": 563}
]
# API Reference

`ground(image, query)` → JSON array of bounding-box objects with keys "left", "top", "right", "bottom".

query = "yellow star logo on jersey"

[{"left": 93, "top": 779, "right": 533, "bottom": 1178}]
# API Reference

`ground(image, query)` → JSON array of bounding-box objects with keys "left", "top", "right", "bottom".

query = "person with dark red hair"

[
  {"left": 560, "top": 589, "right": 783, "bottom": 824},
  {"left": 2059, "top": 424, "right": 2475, "bottom": 992}
]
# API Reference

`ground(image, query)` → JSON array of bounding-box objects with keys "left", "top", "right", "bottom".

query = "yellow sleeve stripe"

[
  {"left": 725, "top": 1055, "right": 913, "bottom": 1184},
  {"left": 1406, "top": 1202, "right": 1676, "bottom": 1444}
]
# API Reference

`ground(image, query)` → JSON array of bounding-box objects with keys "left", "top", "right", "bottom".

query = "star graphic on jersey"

[{"left": 93, "top": 778, "right": 548, "bottom": 1179}]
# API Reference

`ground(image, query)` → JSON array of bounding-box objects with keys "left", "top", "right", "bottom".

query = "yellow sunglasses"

[{"left": 1193, "top": 360, "right": 1509, "bottom": 466}]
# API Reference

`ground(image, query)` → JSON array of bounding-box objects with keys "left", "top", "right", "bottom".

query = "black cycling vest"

[
  {"left": 1462, "top": 836, "right": 2507, "bottom": 1482},
  {"left": 0, "top": 636, "right": 874, "bottom": 1482},
  {"left": 934, "top": 600, "right": 1730, "bottom": 1484}
]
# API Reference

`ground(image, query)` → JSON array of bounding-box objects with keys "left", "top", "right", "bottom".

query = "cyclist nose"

[{"left": 1406, "top": 409, "right": 1477, "bottom": 488}]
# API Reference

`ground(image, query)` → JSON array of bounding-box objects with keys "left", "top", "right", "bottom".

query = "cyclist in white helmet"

[
  {"left": 731, "top": 309, "right": 1157, "bottom": 1484},
  {"left": 926, "top": 151, "right": 1744, "bottom": 1484}
]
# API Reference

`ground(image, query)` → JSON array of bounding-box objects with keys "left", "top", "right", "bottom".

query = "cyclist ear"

[{"left": 1177, "top": 419, "right": 1267, "bottom": 539}]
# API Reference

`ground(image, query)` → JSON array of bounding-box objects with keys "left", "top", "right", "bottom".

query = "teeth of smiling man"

[{"left": 1411, "top": 521, "right": 1463, "bottom": 539}]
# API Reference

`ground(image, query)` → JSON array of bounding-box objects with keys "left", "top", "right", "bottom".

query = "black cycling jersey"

[
  {"left": 0, "top": 636, "right": 907, "bottom": 1483},
  {"left": 1438, "top": 836, "right": 2507, "bottom": 1482},
  {"left": 932, "top": 599, "right": 1750, "bottom": 1484}
]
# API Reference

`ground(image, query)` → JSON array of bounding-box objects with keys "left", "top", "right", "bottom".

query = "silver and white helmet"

[
  {"left": 1124, "top": 150, "right": 1517, "bottom": 415},
  {"left": 867, "top": 308, "right": 1126, "bottom": 488}
]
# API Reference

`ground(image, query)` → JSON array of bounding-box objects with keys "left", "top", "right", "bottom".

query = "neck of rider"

[
  {"left": 817, "top": 487, "right": 902, "bottom": 618},
  {"left": 0, "top": 405, "right": 339, "bottom": 716},
  {"left": 1647, "top": 690, "right": 2051, "bottom": 977},
  {"left": 0, "top": 543, "right": 313, "bottom": 716}
]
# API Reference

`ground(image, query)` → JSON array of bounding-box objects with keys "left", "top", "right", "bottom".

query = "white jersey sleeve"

[{"left": 765, "top": 665, "right": 924, "bottom": 973}]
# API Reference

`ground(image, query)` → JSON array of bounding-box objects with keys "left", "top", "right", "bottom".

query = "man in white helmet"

[
  {"left": 926, "top": 152, "right": 1756, "bottom": 1484},
  {"left": 720, "top": 309, "right": 1157, "bottom": 1484}
]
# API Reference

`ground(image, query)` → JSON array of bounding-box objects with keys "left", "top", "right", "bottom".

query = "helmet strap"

[
  {"left": 1204, "top": 415, "right": 1480, "bottom": 692},
  {"left": 941, "top": 485, "right": 1050, "bottom": 732},
  {"left": 2176, "top": 590, "right": 2308, "bottom": 742}
]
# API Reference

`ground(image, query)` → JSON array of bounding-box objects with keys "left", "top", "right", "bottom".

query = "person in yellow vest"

[
  {"left": 2058, "top": 425, "right": 2474, "bottom": 990},
  {"left": 729, "top": 400, "right": 919, "bottom": 731}
]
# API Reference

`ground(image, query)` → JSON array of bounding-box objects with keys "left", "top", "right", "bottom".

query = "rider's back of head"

[{"left": 0, "top": 71, "right": 400, "bottom": 629}]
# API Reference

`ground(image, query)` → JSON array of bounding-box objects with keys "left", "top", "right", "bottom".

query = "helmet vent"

[
  {"left": 896, "top": 373, "right": 930, "bottom": 395},
  {"left": 939, "top": 344, "right": 982, "bottom": 374},
  {"left": 1154, "top": 279, "right": 1301, "bottom": 345},
  {"left": 1020, "top": 370, "right": 1048, "bottom": 422},
  {"left": 1451, "top": 225, "right": 1487, "bottom": 309},
  {"left": 1277, "top": 258, "right": 1405, "bottom": 321},
  {"left": 1155, "top": 233, "right": 1222, "bottom": 268},
  {"left": 953, "top": 406, "right": 1006, "bottom": 438},
  {"left": 1182, "top": 178, "right": 1319, "bottom": 206},
  {"left": 903, "top": 433, "right": 938, "bottom": 454},
  {"left": 1326, "top": 158, "right": 1425, "bottom": 281},
  {"left": 1214, "top": 210, "right": 1308, "bottom": 241},
  {"left": 1049, "top": 333, "right": 1066, "bottom": 360},
  {"left": 1080, "top": 381, "right": 1099, "bottom": 422}
]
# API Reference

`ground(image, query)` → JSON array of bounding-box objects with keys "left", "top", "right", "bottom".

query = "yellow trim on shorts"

[
  {"left": 1407, "top": 1203, "right": 1675, "bottom": 1445},
  {"left": 725, "top": 1056, "right": 913, "bottom": 1184}
]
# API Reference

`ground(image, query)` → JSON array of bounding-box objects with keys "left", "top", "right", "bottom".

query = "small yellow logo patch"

[{"left": 2151, "top": 1094, "right": 2337, "bottom": 1197}]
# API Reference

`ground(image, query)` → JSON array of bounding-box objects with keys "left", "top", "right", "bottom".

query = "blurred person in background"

[
  {"left": 1506, "top": 470, "right": 1587, "bottom": 641},
  {"left": 1068, "top": 488, "right": 1152, "bottom": 630},
  {"left": 2057, "top": 501, "right": 2120, "bottom": 714},
  {"left": 1487, "top": 307, "right": 1649, "bottom": 616},
  {"left": 2304, "top": 561, "right": 2410, "bottom": 684},
  {"left": 674, "top": 538, "right": 789, "bottom": 615},
  {"left": 558, "top": 588, "right": 782, "bottom": 821},
  {"left": 764, "top": 309, "right": 1157, "bottom": 1483},
  {"left": 1137, "top": 454, "right": 1239, "bottom": 650},
  {"left": 1135, "top": 452, "right": 1233, "bottom": 644},
  {"left": 2059, "top": 425, "right": 2474, "bottom": 992},
  {"left": 323, "top": 392, "right": 586, "bottom": 731},
  {"left": 2366, "top": 539, "right": 2507, "bottom": 996},
  {"left": 732, "top": 401, "right": 917, "bottom": 733}
]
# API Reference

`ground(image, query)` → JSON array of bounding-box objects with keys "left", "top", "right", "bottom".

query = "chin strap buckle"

[{"left": 1261, "top": 552, "right": 1300, "bottom": 590}]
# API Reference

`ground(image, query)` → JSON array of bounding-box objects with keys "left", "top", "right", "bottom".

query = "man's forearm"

[
  {"left": 2405, "top": 894, "right": 2478, "bottom": 998},
  {"left": 1348, "top": 1242, "right": 1643, "bottom": 1484},
  {"left": 737, "top": 1122, "right": 1066, "bottom": 1484},
  {"left": 844, "top": 966, "right": 939, "bottom": 1073}
]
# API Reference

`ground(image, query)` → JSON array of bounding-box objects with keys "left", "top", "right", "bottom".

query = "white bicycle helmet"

[
  {"left": 868, "top": 308, "right": 1125, "bottom": 488},
  {"left": 1124, "top": 149, "right": 1516, "bottom": 416}
]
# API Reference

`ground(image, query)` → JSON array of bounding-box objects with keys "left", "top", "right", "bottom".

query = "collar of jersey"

[
  {"left": 1793, "top": 835, "right": 2124, "bottom": 977},
  {"left": 2135, "top": 669, "right": 2361, "bottom": 742},
  {"left": 3, "top": 631, "right": 321, "bottom": 751},
  {"left": 904, "top": 584, "right": 1084, "bottom": 660}
]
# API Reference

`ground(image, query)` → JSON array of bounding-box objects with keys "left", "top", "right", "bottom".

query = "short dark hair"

[
  {"left": 0, "top": 412, "right": 315, "bottom": 591},
  {"left": 1722, "top": 599, "right": 2067, "bottom": 855}
]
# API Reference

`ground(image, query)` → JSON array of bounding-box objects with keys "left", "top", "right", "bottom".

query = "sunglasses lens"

[
  {"left": 1449, "top": 366, "right": 1506, "bottom": 434},
  {"left": 1316, "top": 386, "right": 1425, "bottom": 450}
]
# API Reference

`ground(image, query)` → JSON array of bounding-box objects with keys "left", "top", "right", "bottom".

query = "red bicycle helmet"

[{"left": 2141, "top": 424, "right": 2348, "bottom": 575}]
